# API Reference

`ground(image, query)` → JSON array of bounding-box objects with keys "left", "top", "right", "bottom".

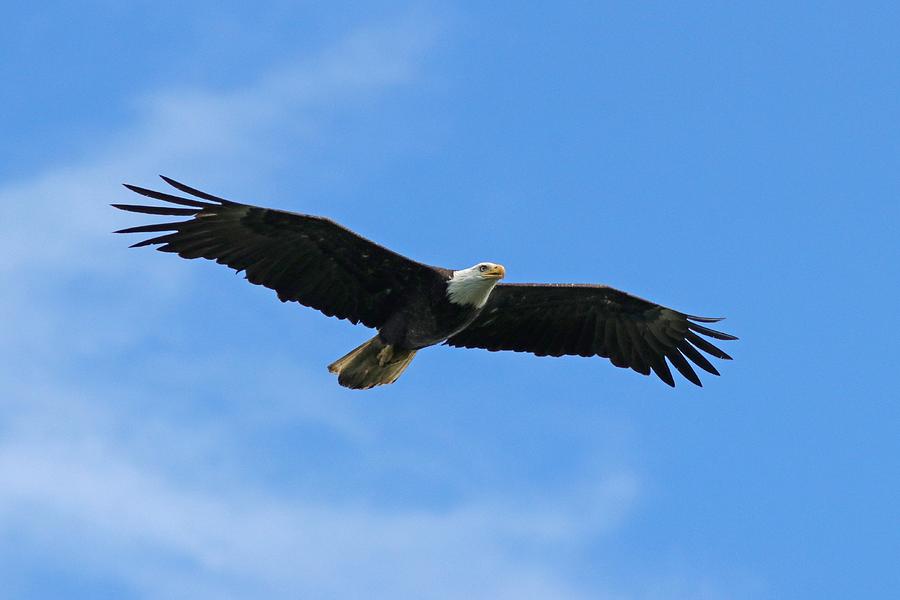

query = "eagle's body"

[
  {"left": 379, "top": 268, "right": 489, "bottom": 349},
  {"left": 114, "top": 177, "right": 737, "bottom": 389}
]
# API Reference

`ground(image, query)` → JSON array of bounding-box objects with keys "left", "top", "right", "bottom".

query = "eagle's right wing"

[{"left": 114, "top": 176, "right": 446, "bottom": 329}]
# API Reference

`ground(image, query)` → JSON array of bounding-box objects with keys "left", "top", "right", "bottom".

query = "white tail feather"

[{"left": 327, "top": 336, "right": 416, "bottom": 390}]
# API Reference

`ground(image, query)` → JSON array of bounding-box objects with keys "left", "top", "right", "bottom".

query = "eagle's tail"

[{"left": 327, "top": 336, "right": 416, "bottom": 390}]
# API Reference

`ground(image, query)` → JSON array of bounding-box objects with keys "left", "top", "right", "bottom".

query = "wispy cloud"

[
  {"left": 0, "top": 15, "right": 643, "bottom": 599},
  {"left": 0, "top": 15, "right": 437, "bottom": 373},
  {"left": 0, "top": 421, "right": 635, "bottom": 599},
  {"left": 2, "top": 16, "right": 434, "bottom": 271}
]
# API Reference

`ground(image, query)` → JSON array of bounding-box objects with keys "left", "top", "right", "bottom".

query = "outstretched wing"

[
  {"left": 446, "top": 283, "right": 736, "bottom": 387},
  {"left": 113, "top": 176, "right": 447, "bottom": 328}
]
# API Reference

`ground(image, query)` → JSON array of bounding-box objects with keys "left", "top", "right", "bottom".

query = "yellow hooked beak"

[{"left": 485, "top": 264, "right": 506, "bottom": 279}]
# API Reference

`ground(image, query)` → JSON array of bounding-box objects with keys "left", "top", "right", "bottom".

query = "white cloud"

[
  {"left": 1, "top": 18, "right": 433, "bottom": 273},
  {"left": 0, "top": 14, "right": 753, "bottom": 600},
  {"left": 0, "top": 429, "right": 634, "bottom": 599},
  {"left": 0, "top": 16, "right": 438, "bottom": 374},
  {"left": 0, "top": 364, "right": 637, "bottom": 600},
  {"left": 0, "top": 15, "right": 640, "bottom": 599}
]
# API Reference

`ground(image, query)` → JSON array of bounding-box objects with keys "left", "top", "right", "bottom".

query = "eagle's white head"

[{"left": 446, "top": 262, "right": 506, "bottom": 308}]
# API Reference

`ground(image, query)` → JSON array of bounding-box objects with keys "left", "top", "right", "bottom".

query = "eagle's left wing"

[{"left": 445, "top": 283, "right": 736, "bottom": 387}]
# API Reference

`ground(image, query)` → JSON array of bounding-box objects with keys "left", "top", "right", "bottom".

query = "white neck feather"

[{"left": 446, "top": 269, "right": 500, "bottom": 308}]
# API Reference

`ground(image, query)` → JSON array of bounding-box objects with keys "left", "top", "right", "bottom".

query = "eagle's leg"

[{"left": 377, "top": 344, "right": 395, "bottom": 366}]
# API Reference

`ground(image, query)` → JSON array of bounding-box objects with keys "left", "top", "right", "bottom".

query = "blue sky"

[{"left": 1, "top": 2, "right": 898, "bottom": 598}]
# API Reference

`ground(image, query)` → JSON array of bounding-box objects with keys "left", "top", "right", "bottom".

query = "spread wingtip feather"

[{"left": 159, "top": 175, "right": 235, "bottom": 204}]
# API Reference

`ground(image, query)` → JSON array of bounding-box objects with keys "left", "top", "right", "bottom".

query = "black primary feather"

[
  {"left": 447, "top": 284, "right": 737, "bottom": 387},
  {"left": 113, "top": 176, "right": 447, "bottom": 329}
]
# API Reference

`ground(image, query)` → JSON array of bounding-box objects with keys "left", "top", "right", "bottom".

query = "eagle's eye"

[{"left": 478, "top": 265, "right": 488, "bottom": 272}]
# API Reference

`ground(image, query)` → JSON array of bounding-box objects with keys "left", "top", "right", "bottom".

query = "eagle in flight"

[{"left": 114, "top": 177, "right": 736, "bottom": 389}]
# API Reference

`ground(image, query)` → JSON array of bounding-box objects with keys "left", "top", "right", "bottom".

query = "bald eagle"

[{"left": 114, "top": 177, "right": 736, "bottom": 390}]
